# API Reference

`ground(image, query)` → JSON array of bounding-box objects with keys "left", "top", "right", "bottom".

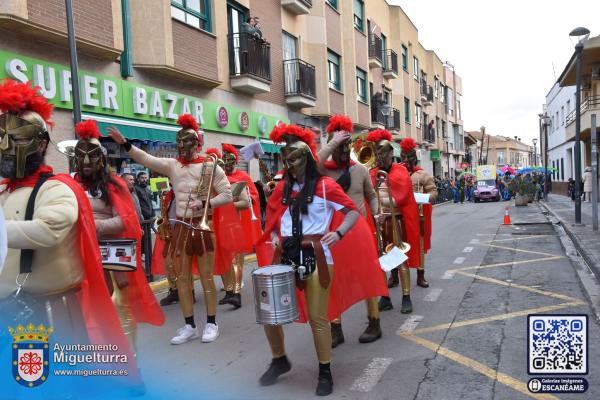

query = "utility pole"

[{"left": 65, "top": 0, "right": 82, "bottom": 124}]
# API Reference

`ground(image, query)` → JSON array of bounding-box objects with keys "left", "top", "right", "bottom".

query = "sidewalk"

[{"left": 540, "top": 193, "right": 600, "bottom": 278}]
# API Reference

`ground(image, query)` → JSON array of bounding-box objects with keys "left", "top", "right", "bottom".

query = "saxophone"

[
  {"left": 258, "top": 158, "right": 277, "bottom": 191},
  {"left": 156, "top": 191, "right": 171, "bottom": 242}
]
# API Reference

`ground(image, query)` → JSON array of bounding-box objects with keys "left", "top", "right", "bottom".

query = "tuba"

[
  {"left": 350, "top": 134, "right": 376, "bottom": 168},
  {"left": 375, "top": 170, "right": 411, "bottom": 254}
]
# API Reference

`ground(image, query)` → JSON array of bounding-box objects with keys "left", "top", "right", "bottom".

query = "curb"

[{"left": 149, "top": 254, "right": 258, "bottom": 293}]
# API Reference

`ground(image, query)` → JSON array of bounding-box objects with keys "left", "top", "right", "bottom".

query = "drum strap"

[{"left": 20, "top": 173, "right": 54, "bottom": 274}]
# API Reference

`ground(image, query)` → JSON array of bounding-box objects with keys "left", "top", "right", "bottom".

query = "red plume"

[
  {"left": 326, "top": 115, "right": 353, "bottom": 134},
  {"left": 269, "top": 123, "right": 317, "bottom": 159},
  {"left": 269, "top": 122, "right": 286, "bottom": 143},
  {"left": 222, "top": 143, "right": 239, "bottom": 161},
  {"left": 366, "top": 129, "right": 392, "bottom": 143},
  {"left": 400, "top": 137, "right": 417, "bottom": 153},
  {"left": 75, "top": 119, "right": 102, "bottom": 140},
  {"left": 206, "top": 147, "right": 222, "bottom": 159},
  {"left": 177, "top": 114, "right": 199, "bottom": 132},
  {"left": 0, "top": 79, "right": 54, "bottom": 126}
]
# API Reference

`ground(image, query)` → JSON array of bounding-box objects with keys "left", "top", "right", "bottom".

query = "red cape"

[
  {"left": 256, "top": 177, "right": 388, "bottom": 322},
  {"left": 323, "top": 160, "right": 356, "bottom": 170},
  {"left": 226, "top": 169, "right": 263, "bottom": 252},
  {"left": 411, "top": 167, "right": 433, "bottom": 253},
  {"left": 370, "top": 164, "right": 421, "bottom": 268}
]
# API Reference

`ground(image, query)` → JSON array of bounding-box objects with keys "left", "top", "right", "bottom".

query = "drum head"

[{"left": 252, "top": 264, "right": 294, "bottom": 276}]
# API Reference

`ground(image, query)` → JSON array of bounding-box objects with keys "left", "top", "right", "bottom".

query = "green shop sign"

[{"left": 0, "top": 50, "right": 285, "bottom": 140}]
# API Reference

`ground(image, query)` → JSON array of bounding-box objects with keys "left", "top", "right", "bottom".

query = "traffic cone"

[{"left": 503, "top": 207, "right": 512, "bottom": 225}]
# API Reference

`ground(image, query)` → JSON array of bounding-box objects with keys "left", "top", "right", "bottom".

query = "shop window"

[{"left": 171, "top": 0, "right": 212, "bottom": 33}]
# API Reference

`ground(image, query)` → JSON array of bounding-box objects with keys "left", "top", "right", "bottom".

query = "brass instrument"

[
  {"left": 55, "top": 139, "right": 79, "bottom": 157},
  {"left": 258, "top": 157, "right": 277, "bottom": 191},
  {"left": 350, "top": 134, "right": 376, "bottom": 168},
  {"left": 414, "top": 177, "right": 426, "bottom": 268},
  {"left": 375, "top": 170, "right": 411, "bottom": 254},
  {"left": 246, "top": 186, "right": 258, "bottom": 221},
  {"left": 156, "top": 191, "right": 171, "bottom": 241}
]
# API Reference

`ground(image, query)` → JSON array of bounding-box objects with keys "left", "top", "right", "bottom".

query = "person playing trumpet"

[
  {"left": 316, "top": 115, "right": 383, "bottom": 347},
  {"left": 108, "top": 114, "right": 234, "bottom": 345},
  {"left": 366, "top": 129, "right": 421, "bottom": 314}
]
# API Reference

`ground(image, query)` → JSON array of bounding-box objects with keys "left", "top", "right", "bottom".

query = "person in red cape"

[
  {"left": 107, "top": 114, "right": 237, "bottom": 345},
  {"left": 0, "top": 80, "right": 138, "bottom": 384},
  {"left": 217, "top": 143, "right": 262, "bottom": 309},
  {"left": 73, "top": 119, "right": 164, "bottom": 356},
  {"left": 400, "top": 137, "right": 437, "bottom": 288},
  {"left": 366, "top": 129, "right": 420, "bottom": 314},
  {"left": 256, "top": 123, "right": 387, "bottom": 397},
  {"left": 316, "top": 115, "right": 383, "bottom": 347}
]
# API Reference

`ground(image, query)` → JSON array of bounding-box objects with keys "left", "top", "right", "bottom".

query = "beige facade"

[{"left": 469, "top": 131, "right": 534, "bottom": 170}]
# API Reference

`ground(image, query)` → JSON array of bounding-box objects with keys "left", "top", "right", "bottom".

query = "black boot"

[
  {"left": 378, "top": 296, "right": 393, "bottom": 312},
  {"left": 358, "top": 317, "right": 382, "bottom": 343},
  {"left": 331, "top": 322, "right": 345, "bottom": 348},
  {"left": 160, "top": 288, "right": 179, "bottom": 306},
  {"left": 417, "top": 270, "right": 429, "bottom": 288},
  {"left": 259, "top": 356, "right": 292, "bottom": 386},
  {"left": 401, "top": 295, "right": 413, "bottom": 314},
  {"left": 219, "top": 290, "right": 233, "bottom": 305},
  {"left": 387, "top": 268, "right": 399, "bottom": 288},
  {"left": 316, "top": 363, "right": 333, "bottom": 396},
  {"left": 227, "top": 293, "right": 242, "bottom": 309}
]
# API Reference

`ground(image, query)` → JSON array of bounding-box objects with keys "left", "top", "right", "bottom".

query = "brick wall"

[
  {"left": 27, "top": 0, "right": 115, "bottom": 49},
  {"left": 250, "top": 0, "right": 285, "bottom": 106},
  {"left": 172, "top": 20, "right": 218, "bottom": 82},
  {"left": 330, "top": 89, "right": 344, "bottom": 115}
]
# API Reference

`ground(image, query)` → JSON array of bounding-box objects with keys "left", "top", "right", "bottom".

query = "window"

[
  {"left": 555, "top": 112, "right": 559, "bottom": 130},
  {"left": 401, "top": 45, "right": 408, "bottom": 71},
  {"left": 326, "top": 0, "right": 337, "bottom": 9},
  {"left": 353, "top": 0, "right": 364, "bottom": 31},
  {"left": 171, "top": 0, "right": 212, "bottom": 32},
  {"left": 383, "top": 87, "right": 391, "bottom": 105},
  {"left": 328, "top": 50, "right": 341, "bottom": 91},
  {"left": 421, "top": 71, "right": 427, "bottom": 85},
  {"left": 441, "top": 120, "right": 446, "bottom": 138},
  {"left": 561, "top": 106, "right": 565, "bottom": 125},
  {"left": 356, "top": 68, "right": 367, "bottom": 103},
  {"left": 457, "top": 97, "right": 462, "bottom": 120},
  {"left": 434, "top": 77, "right": 439, "bottom": 98},
  {"left": 436, "top": 117, "right": 441, "bottom": 138},
  {"left": 404, "top": 97, "right": 410, "bottom": 124},
  {"left": 413, "top": 56, "right": 419, "bottom": 81},
  {"left": 440, "top": 84, "right": 446, "bottom": 104},
  {"left": 566, "top": 100, "right": 571, "bottom": 115},
  {"left": 497, "top": 151, "right": 505, "bottom": 165},
  {"left": 447, "top": 88, "right": 454, "bottom": 116},
  {"left": 415, "top": 103, "right": 422, "bottom": 128},
  {"left": 561, "top": 158, "right": 564, "bottom": 180}
]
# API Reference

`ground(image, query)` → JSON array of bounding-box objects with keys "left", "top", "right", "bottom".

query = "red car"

[{"left": 474, "top": 179, "right": 500, "bottom": 202}]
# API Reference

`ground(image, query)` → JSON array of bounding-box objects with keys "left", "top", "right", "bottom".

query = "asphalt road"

[{"left": 136, "top": 200, "right": 600, "bottom": 400}]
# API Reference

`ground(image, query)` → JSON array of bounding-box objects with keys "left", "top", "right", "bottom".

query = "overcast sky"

[{"left": 388, "top": 0, "right": 600, "bottom": 146}]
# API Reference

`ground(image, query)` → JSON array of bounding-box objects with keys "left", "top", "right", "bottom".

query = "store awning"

[
  {"left": 83, "top": 114, "right": 178, "bottom": 142},
  {"left": 259, "top": 139, "right": 284, "bottom": 154},
  {"left": 431, "top": 149, "right": 441, "bottom": 161},
  {"left": 390, "top": 142, "right": 401, "bottom": 158}
]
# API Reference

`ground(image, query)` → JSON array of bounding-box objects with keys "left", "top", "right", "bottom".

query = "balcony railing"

[
  {"left": 368, "top": 34, "right": 383, "bottom": 64},
  {"left": 283, "top": 59, "right": 316, "bottom": 99},
  {"left": 228, "top": 32, "right": 271, "bottom": 82},
  {"left": 566, "top": 95, "right": 600, "bottom": 126},
  {"left": 382, "top": 49, "right": 398, "bottom": 75},
  {"left": 389, "top": 108, "right": 401, "bottom": 130}
]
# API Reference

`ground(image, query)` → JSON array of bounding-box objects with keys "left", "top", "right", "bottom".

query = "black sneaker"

[
  {"left": 358, "top": 318, "right": 382, "bottom": 343},
  {"left": 259, "top": 356, "right": 292, "bottom": 386},
  {"left": 316, "top": 368, "right": 333, "bottom": 396},
  {"left": 331, "top": 322, "right": 345, "bottom": 348},
  {"left": 378, "top": 296, "right": 393, "bottom": 311},
  {"left": 160, "top": 289, "right": 179, "bottom": 306},
  {"left": 219, "top": 291, "right": 233, "bottom": 305},
  {"left": 227, "top": 293, "right": 242, "bottom": 309},
  {"left": 401, "top": 295, "right": 413, "bottom": 314}
]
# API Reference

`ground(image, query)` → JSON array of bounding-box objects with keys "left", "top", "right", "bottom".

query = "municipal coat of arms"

[{"left": 9, "top": 323, "right": 52, "bottom": 388}]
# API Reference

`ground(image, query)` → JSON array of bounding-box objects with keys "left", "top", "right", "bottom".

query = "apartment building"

[
  {"left": 469, "top": 131, "right": 533, "bottom": 170},
  {"left": 0, "top": 0, "right": 465, "bottom": 178}
]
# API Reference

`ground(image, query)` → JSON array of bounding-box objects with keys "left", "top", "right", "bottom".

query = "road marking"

[
  {"left": 423, "top": 288, "right": 443, "bottom": 302},
  {"left": 453, "top": 257, "right": 466, "bottom": 264},
  {"left": 441, "top": 270, "right": 455, "bottom": 279},
  {"left": 350, "top": 357, "right": 393, "bottom": 392},
  {"left": 469, "top": 238, "right": 480, "bottom": 244},
  {"left": 479, "top": 243, "right": 561, "bottom": 258},
  {"left": 450, "top": 256, "right": 565, "bottom": 272},
  {"left": 396, "top": 315, "right": 424, "bottom": 334},
  {"left": 401, "top": 334, "right": 559, "bottom": 400},
  {"left": 482, "top": 235, "right": 550, "bottom": 244},
  {"left": 462, "top": 247, "right": 473, "bottom": 253},
  {"left": 455, "top": 271, "right": 583, "bottom": 303}
]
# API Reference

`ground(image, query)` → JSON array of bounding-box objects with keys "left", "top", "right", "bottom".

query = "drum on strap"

[
  {"left": 252, "top": 265, "right": 298, "bottom": 325},
  {"left": 98, "top": 239, "right": 137, "bottom": 272}
]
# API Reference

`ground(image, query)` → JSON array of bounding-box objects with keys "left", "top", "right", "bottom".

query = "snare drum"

[
  {"left": 98, "top": 239, "right": 137, "bottom": 272},
  {"left": 252, "top": 265, "right": 298, "bottom": 325}
]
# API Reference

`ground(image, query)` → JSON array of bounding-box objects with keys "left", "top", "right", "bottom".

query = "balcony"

[
  {"left": 565, "top": 95, "right": 600, "bottom": 142},
  {"left": 420, "top": 80, "right": 434, "bottom": 105},
  {"left": 228, "top": 33, "right": 272, "bottom": 94},
  {"left": 424, "top": 122, "right": 436, "bottom": 143},
  {"left": 382, "top": 49, "right": 399, "bottom": 79},
  {"left": 281, "top": 0, "right": 312, "bottom": 14},
  {"left": 371, "top": 102, "right": 386, "bottom": 128},
  {"left": 284, "top": 59, "right": 316, "bottom": 108},
  {"left": 388, "top": 108, "right": 401, "bottom": 131},
  {"left": 368, "top": 34, "right": 383, "bottom": 69}
]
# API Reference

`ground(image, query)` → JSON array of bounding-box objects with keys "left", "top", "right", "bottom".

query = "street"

[{"left": 137, "top": 201, "right": 600, "bottom": 400}]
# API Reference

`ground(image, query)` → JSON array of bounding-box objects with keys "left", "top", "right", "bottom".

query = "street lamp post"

[
  {"left": 65, "top": 0, "right": 82, "bottom": 125},
  {"left": 570, "top": 26, "right": 590, "bottom": 224},
  {"left": 532, "top": 138, "right": 538, "bottom": 166}
]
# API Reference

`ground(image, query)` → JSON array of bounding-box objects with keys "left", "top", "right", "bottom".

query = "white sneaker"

[
  {"left": 170, "top": 324, "right": 200, "bottom": 345},
  {"left": 202, "top": 323, "right": 219, "bottom": 343}
]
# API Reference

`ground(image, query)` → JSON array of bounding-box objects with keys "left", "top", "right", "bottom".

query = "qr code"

[{"left": 528, "top": 315, "right": 587, "bottom": 374}]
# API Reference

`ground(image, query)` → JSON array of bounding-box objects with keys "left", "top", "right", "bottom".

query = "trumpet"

[
  {"left": 246, "top": 186, "right": 258, "bottom": 221},
  {"left": 375, "top": 170, "right": 411, "bottom": 254}
]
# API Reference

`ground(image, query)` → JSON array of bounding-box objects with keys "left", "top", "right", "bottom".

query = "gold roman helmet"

[
  {"left": 222, "top": 143, "right": 239, "bottom": 173},
  {"left": 74, "top": 120, "right": 105, "bottom": 177},
  {"left": 270, "top": 123, "right": 316, "bottom": 179},
  {"left": 366, "top": 129, "right": 394, "bottom": 169},
  {"left": 176, "top": 114, "right": 203, "bottom": 159},
  {"left": 0, "top": 80, "right": 53, "bottom": 179}
]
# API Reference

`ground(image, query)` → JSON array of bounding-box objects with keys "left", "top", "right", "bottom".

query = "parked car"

[{"left": 474, "top": 179, "right": 500, "bottom": 202}]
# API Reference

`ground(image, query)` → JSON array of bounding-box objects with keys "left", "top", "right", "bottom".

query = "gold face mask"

[
  {"left": 176, "top": 129, "right": 201, "bottom": 160},
  {"left": 375, "top": 141, "right": 393, "bottom": 170},
  {"left": 223, "top": 152, "right": 237, "bottom": 174},
  {"left": 281, "top": 142, "right": 312, "bottom": 180},
  {"left": 0, "top": 112, "right": 47, "bottom": 179},
  {"left": 74, "top": 139, "right": 104, "bottom": 178}
]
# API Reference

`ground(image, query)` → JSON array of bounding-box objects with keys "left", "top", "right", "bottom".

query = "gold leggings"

[
  {"left": 332, "top": 297, "right": 379, "bottom": 324},
  {"left": 264, "top": 266, "right": 333, "bottom": 364},
  {"left": 221, "top": 254, "right": 245, "bottom": 294},
  {"left": 110, "top": 272, "right": 137, "bottom": 356},
  {"left": 174, "top": 240, "right": 217, "bottom": 318},
  {"left": 418, "top": 235, "right": 425, "bottom": 272}
]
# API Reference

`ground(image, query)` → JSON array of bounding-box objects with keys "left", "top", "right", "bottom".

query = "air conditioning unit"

[{"left": 592, "top": 65, "right": 600, "bottom": 80}]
